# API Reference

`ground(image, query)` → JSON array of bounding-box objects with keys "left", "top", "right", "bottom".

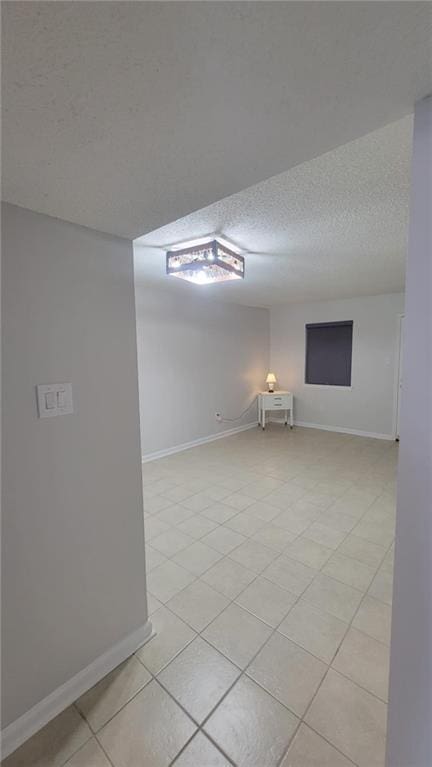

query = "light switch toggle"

[
  {"left": 45, "top": 391, "right": 56, "bottom": 410},
  {"left": 37, "top": 383, "right": 73, "bottom": 418},
  {"left": 57, "top": 389, "right": 66, "bottom": 409}
]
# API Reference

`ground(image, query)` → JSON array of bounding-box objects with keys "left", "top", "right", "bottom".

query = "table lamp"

[{"left": 266, "top": 373, "right": 277, "bottom": 392}]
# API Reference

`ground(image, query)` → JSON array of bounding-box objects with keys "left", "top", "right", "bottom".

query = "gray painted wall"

[
  {"left": 270, "top": 293, "right": 405, "bottom": 437},
  {"left": 135, "top": 283, "right": 269, "bottom": 457},
  {"left": 2, "top": 204, "right": 148, "bottom": 727},
  {"left": 386, "top": 96, "right": 432, "bottom": 767}
]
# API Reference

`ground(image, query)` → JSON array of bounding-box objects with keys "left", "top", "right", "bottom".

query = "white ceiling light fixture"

[{"left": 166, "top": 237, "right": 245, "bottom": 286}]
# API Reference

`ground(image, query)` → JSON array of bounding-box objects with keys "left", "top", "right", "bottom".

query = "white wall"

[
  {"left": 135, "top": 284, "right": 269, "bottom": 457},
  {"left": 386, "top": 96, "right": 432, "bottom": 767},
  {"left": 2, "top": 205, "right": 149, "bottom": 732},
  {"left": 270, "top": 293, "right": 405, "bottom": 438}
]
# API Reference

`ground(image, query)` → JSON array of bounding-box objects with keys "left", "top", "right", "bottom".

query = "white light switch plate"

[{"left": 36, "top": 383, "right": 73, "bottom": 418}]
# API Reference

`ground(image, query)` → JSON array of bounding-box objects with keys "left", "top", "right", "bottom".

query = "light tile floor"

[{"left": 4, "top": 426, "right": 397, "bottom": 767}]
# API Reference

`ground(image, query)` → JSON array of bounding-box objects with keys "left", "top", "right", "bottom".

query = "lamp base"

[{"left": 268, "top": 386, "right": 275, "bottom": 393}]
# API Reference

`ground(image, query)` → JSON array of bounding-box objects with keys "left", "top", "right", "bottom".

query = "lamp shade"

[{"left": 266, "top": 373, "right": 277, "bottom": 384}]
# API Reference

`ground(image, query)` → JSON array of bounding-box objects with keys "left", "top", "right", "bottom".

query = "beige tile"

[
  {"left": 182, "top": 478, "right": 213, "bottom": 494},
  {"left": 337, "top": 534, "right": 387, "bottom": 568},
  {"left": 289, "top": 498, "right": 325, "bottom": 521},
  {"left": 173, "top": 540, "right": 223, "bottom": 576},
  {"left": 146, "top": 545, "right": 167, "bottom": 572},
  {"left": 202, "top": 603, "right": 272, "bottom": 668},
  {"left": 318, "top": 511, "right": 358, "bottom": 534},
  {"left": 98, "top": 680, "right": 196, "bottom": 767},
  {"left": 204, "top": 675, "right": 299, "bottom": 767},
  {"left": 144, "top": 516, "right": 171, "bottom": 541},
  {"left": 203, "top": 485, "right": 233, "bottom": 501},
  {"left": 236, "top": 577, "right": 297, "bottom": 627},
  {"left": 242, "top": 478, "right": 286, "bottom": 499},
  {"left": 267, "top": 484, "right": 307, "bottom": 506},
  {"left": 180, "top": 491, "right": 214, "bottom": 512},
  {"left": 137, "top": 605, "right": 196, "bottom": 674},
  {"left": 300, "top": 490, "right": 336, "bottom": 510},
  {"left": 245, "top": 500, "right": 281, "bottom": 521},
  {"left": 352, "top": 518, "right": 394, "bottom": 548},
  {"left": 64, "top": 738, "right": 112, "bottom": 766},
  {"left": 2, "top": 707, "right": 91, "bottom": 767},
  {"left": 303, "top": 574, "right": 363, "bottom": 622},
  {"left": 151, "top": 528, "right": 195, "bottom": 557},
  {"left": 144, "top": 495, "right": 174, "bottom": 515},
  {"left": 76, "top": 655, "right": 151, "bottom": 731},
  {"left": 251, "top": 522, "right": 296, "bottom": 552},
  {"left": 201, "top": 556, "right": 256, "bottom": 599},
  {"left": 305, "top": 670, "right": 387, "bottom": 767},
  {"left": 158, "top": 637, "right": 239, "bottom": 723},
  {"left": 322, "top": 552, "right": 375, "bottom": 591},
  {"left": 229, "top": 539, "right": 276, "bottom": 573},
  {"left": 291, "top": 474, "right": 319, "bottom": 490},
  {"left": 161, "top": 485, "right": 197, "bottom": 503},
  {"left": 262, "top": 465, "right": 304, "bottom": 482},
  {"left": 286, "top": 537, "right": 333, "bottom": 569},
  {"left": 167, "top": 579, "right": 230, "bottom": 631},
  {"left": 271, "top": 510, "right": 311, "bottom": 535},
  {"left": 201, "top": 525, "right": 246, "bottom": 554},
  {"left": 219, "top": 475, "right": 251, "bottom": 492},
  {"left": 225, "top": 511, "right": 266, "bottom": 536},
  {"left": 381, "top": 544, "right": 395, "bottom": 573},
  {"left": 315, "top": 479, "right": 354, "bottom": 496},
  {"left": 248, "top": 632, "right": 326, "bottom": 717},
  {"left": 280, "top": 723, "right": 354, "bottom": 767},
  {"left": 144, "top": 477, "right": 179, "bottom": 495},
  {"left": 304, "top": 523, "right": 347, "bottom": 550},
  {"left": 223, "top": 492, "right": 255, "bottom": 510},
  {"left": 353, "top": 595, "right": 392, "bottom": 645},
  {"left": 155, "top": 504, "right": 195, "bottom": 527},
  {"left": 147, "top": 593, "right": 163, "bottom": 615},
  {"left": 202, "top": 503, "right": 239, "bottom": 524},
  {"left": 263, "top": 555, "right": 317, "bottom": 595},
  {"left": 278, "top": 600, "right": 348, "bottom": 663},
  {"left": 368, "top": 567, "right": 393, "bottom": 605},
  {"left": 176, "top": 514, "right": 218, "bottom": 539},
  {"left": 172, "top": 732, "right": 231, "bottom": 766},
  {"left": 147, "top": 560, "right": 196, "bottom": 603},
  {"left": 333, "top": 627, "right": 390, "bottom": 701},
  {"left": 143, "top": 482, "right": 176, "bottom": 501},
  {"left": 222, "top": 469, "right": 257, "bottom": 485},
  {"left": 334, "top": 489, "right": 377, "bottom": 514}
]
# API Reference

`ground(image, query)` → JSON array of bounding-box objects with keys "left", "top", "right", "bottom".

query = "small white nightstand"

[{"left": 258, "top": 391, "right": 294, "bottom": 430}]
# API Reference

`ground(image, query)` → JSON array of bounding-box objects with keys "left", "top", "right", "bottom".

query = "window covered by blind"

[{"left": 305, "top": 321, "right": 353, "bottom": 386}]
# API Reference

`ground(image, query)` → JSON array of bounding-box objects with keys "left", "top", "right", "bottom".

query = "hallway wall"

[
  {"left": 386, "top": 95, "right": 432, "bottom": 767},
  {"left": 2, "top": 204, "right": 149, "bottom": 733}
]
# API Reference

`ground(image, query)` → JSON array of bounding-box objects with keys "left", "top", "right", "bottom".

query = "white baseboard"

[
  {"left": 1, "top": 620, "right": 154, "bottom": 759},
  {"left": 142, "top": 421, "right": 258, "bottom": 463},
  {"left": 294, "top": 420, "right": 395, "bottom": 441}
]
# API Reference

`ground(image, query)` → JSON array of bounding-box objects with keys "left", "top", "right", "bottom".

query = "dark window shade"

[{"left": 305, "top": 321, "right": 353, "bottom": 386}]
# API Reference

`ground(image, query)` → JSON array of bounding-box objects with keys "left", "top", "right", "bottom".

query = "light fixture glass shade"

[
  {"left": 166, "top": 239, "right": 245, "bottom": 285},
  {"left": 266, "top": 373, "right": 277, "bottom": 384}
]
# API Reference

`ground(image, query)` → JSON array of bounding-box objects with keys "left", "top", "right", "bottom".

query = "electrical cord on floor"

[{"left": 218, "top": 395, "right": 258, "bottom": 422}]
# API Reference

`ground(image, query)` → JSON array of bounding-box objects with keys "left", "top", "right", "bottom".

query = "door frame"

[{"left": 393, "top": 313, "right": 405, "bottom": 440}]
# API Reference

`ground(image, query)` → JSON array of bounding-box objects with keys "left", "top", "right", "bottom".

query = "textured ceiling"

[
  {"left": 134, "top": 117, "right": 412, "bottom": 307},
  {"left": 2, "top": 2, "right": 431, "bottom": 238}
]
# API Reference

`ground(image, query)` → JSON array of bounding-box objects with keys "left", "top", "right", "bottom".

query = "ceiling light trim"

[{"left": 166, "top": 237, "right": 245, "bottom": 286}]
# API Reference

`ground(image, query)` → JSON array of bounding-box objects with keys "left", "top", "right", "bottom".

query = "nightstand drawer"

[{"left": 263, "top": 394, "right": 291, "bottom": 408}]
